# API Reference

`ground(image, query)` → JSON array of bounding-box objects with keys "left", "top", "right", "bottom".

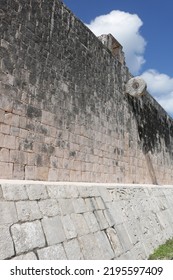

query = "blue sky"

[{"left": 63, "top": 0, "right": 173, "bottom": 117}]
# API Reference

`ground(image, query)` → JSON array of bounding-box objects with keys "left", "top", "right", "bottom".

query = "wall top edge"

[{"left": 0, "top": 180, "right": 173, "bottom": 188}]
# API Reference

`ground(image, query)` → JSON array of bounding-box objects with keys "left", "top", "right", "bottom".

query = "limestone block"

[
  {"left": 4, "top": 135, "right": 16, "bottom": 149},
  {"left": 77, "top": 186, "right": 99, "bottom": 197},
  {"left": 58, "top": 199, "right": 74, "bottom": 215},
  {"left": 38, "top": 199, "right": 60, "bottom": 217},
  {"left": 64, "top": 239, "right": 84, "bottom": 260},
  {"left": 2, "top": 184, "right": 28, "bottom": 200},
  {"left": 95, "top": 197, "right": 106, "bottom": 210},
  {"left": 94, "top": 210, "right": 109, "bottom": 230},
  {"left": 106, "top": 228, "right": 123, "bottom": 257},
  {"left": 16, "top": 201, "right": 42, "bottom": 221},
  {"left": 61, "top": 215, "right": 77, "bottom": 239},
  {"left": 78, "top": 234, "right": 103, "bottom": 259},
  {"left": 47, "top": 185, "right": 67, "bottom": 199},
  {"left": 0, "top": 148, "right": 9, "bottom": 162},
  {"left": 0, "top": 201, "right": 18, "bottom": 225},
  {"left": 115, "top": 223, "right": 133, "bottom": 251},
  {"left": 11, "top": 252, "right": 37, "bottom": 260},
  {"left": 103, "top": 209, "right": 115, "bottom": 227},
  {"left": 0, "top": 225, "right": 14, "bottom": 259},
  {"left": 11, "top": 221, "right": 45, "bottom": 254},
  {"left": 72, "top": 198, "right": 86, "bottom": 213},
  {"left": 83, "top": 212, "right": 100, "bottom": 232},
  {"left": 63, "top": 185, "right": 79, "bottom": 198},
  {"left": 94, "top": 231, "right": 115, "bottom": 259},
  {"left": 26, "top": 184, "right": 48, "bottom": 200},
  {"left": 37, "top": 244, "right": 67, "bottom": 260},
  {"left": 41, "top": 216, "right": 66, "bottom": 246},
  {"left": 84, "top": 198, "right": 96, "bottom": 211},
  {"left": 71, "top": 213, "right": 90, "bottom": 236},
  {"left": 0, "top": 162, "right": 13, "bottom": 179}
]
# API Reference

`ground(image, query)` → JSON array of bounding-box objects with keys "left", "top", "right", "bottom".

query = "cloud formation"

[
  {"left": 86, "top": 10, "right": 147, "bottom": 74},
  {"left": 141, "top": 70, "right": 173, "bottom": 116}
]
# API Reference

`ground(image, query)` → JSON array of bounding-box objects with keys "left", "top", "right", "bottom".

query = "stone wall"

[
  {"left": 1, "top": 180, "right": 173, "bottom": 260},
  {"left": 0, "top": 0, "right": 173, "bottom": 184}
]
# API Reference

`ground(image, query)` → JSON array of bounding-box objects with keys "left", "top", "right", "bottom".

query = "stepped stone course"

[{"left": 0, "top": 180, "right": 173, "bottom": 260}]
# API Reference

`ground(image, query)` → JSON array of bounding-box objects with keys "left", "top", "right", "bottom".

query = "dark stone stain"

[{"left": 27, "top": 105, "right": 42, "bottom": 119}]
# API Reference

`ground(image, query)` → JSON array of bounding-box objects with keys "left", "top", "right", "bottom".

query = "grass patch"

[{"left": 148, "top": 238, "right": 173, "bottom": 260}]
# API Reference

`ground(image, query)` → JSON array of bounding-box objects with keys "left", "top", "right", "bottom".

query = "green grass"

[{"left": 148, "top": 238, "right": 173, "bottom": 260}]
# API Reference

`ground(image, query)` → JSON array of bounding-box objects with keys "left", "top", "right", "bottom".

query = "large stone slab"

[
  {"left": 11, "top": 221, "right": 45, "bottom": 254},
  {"left": 0, "top": 225, "right": 14, "bottom": 259}
]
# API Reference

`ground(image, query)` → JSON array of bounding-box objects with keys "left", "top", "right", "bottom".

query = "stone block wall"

[
  {"left": 1, "top": 180, "right": 173, "bottom": 260},
  {"left": 0, "top": 0, "right": 173, "bottom": 184}
]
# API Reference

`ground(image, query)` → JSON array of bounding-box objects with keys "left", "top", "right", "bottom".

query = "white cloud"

[
  {"left": 141, "top": 69, "right": 173, "bottom": 116},
  {"left": 86, "top": 10, "right": 147, "bottom": 74}
]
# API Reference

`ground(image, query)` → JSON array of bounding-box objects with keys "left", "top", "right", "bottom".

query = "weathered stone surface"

[
  {"left": 26, "top": 185, "right": 48, "bottom": 200},
  {"left": 41, "top": 216, "right": 66, "bottom": 245},
  {"left": 16, "top": 201, "right": 42, "bottom": 221},
  {"left": 11, "top": 252, "right": 37, "bottom": 260},
  {"left": 2, "top": 184, "right": 28, "bottom": 200},
  {"left": 38, "top": 199, "right": 60, "bottom": 217},
  {"left": 71, "top": 213, "right": 90, "bottom": 236},
  {"left": 83, "top": 212, "right": 100, "bottom": 232},
  {"left": 37, "top": 244, "right": 67, "bottom": 260},
  {"left": 115, "top": 224, "right": 133, "bottom": 251},
  {"left": 0, "top": 201, "right": 18, "bottom": 225},
  {"left": 94, "top": 210, "right": 109, "bottom": 229},
  {"left": 94, "top": 231, "right": 114, "bottom": 259},
  {"left": 11, "top": 221, "right": 45, "bottom": 254},
  {"left": 61, "top": 215, "right": 77, "bottom": 239},
  {"left": 106, "top": 228, "right": 123, "bottom": 257},
  {"left": 0, "top": 225, "right": 14, "bottom": 259},
  {"left": 58, "top": 199, "right": 74, "bottom": 215},
  {"left": 78, "top": 234, "right": 103, "bottom": 259},
  {"left": 64, "top": 239, "right": 84, "bottom": 260},
  {"left": 47, "top": 185, "right": 67, "bottom": 199},
  {"left": 72, "top": 198, "right": 86, "bottom": 213}
]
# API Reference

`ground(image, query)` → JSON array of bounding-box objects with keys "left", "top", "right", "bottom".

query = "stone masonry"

[
  {"left": 1, "top": 180, "right": 173, "bottom": 260},
  {"left": 0, "top": 0, "right": 173, "bottom": 184}
]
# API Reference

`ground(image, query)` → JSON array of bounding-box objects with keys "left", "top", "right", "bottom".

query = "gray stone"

[
  {"left": 103, "top": 209, "right": 115, "bottom": 227},
  {"left": 71, "top": 213, "right": 90, "bottom": 236},
  {"left": 61, "top": 215, "right": 77, "bottom": 239},
  {"left": 72, "top": 198, "right": 86, "bottom": 213},
  {"left": 115, "top": 223, "right": 133, "bottom": 251},
  {"left": 16, "top": 201, "right": 42, "bottom": 221},
  {"left": 106, "top": 228, "right": 123, "bottom": 257},
  {"left": 0, "top": 225, "right": 14, "bottom": 259},
  {"left": 95, "top": 197, "right": 106, "bottom": 209},
  {"left": 98, "top": 187, "right": 112, "bottom": 202},
  {"left": 11, "top": 221, "right": 45, "bottom": 254},
  {"left": 37, "top": 244, "right": 67, "bottom": 260},
  {"left": 58, "top": 199, "right": 74, "bottom": 215},
  {"left": 65, "top": 185, "right": 79, "bottom": 198},
  {"left": 64, "top": 239, "right": 84, "bottom": 260},
  {"left": 47, "top": 185, "right": 67, "bottom": 199},
  {"left": 38, "top": 199, "right": 60, "bottom": 216},
  {"left": 26, "top": 184, "right": 48, "bottom": 200},
  {"left": 2, "top": 184, "right": 28, "bottom": 200},
  {"left": 41, "top": 216, "right": 66, "bottom": 245},
  {"left": 94, "top": 231, "right": 114, "bottom": 259},
  {"left": 83, "top": 212, "right": 100, "bottom": 232},
  {"left": 0, "top": 201, "right": 18, "bottom": 225},
  {"left": 78, "top": 234, "right": 103, "bottom": 259},
  {"left": 94, "top": 210, "right": 109, "bottom": 229},
  {"left": 11, "top": 252, "right": 37, "bottom": 260},
  {"left": 84, "top": 198, "right": 96, "bottom": 211},
  {"left": 78, "top": 186, "right": 99, "bottom": 198}
]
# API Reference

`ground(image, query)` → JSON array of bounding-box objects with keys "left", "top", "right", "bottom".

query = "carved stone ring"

[{"left": 125, "top": 76, "right": 147, "bottom": 97}]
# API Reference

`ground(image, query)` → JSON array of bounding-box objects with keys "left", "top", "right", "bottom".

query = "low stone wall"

[{"left": 1, "top": 180, "right": 173, "bottom": 260}]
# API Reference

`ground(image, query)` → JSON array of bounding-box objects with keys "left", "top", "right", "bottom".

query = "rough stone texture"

[
  {"left": 0, "top": 225, "right": 14, "bottom": 259},
  {"left": 11, "top": 252, "right": 37, "bottom": 260},
  {"left": 0, "top": 0, "right": 173, "bottom": 184},
  {"left": 1, "top": 181, "right": 173, "bottom": 260},
  {"left": 41, "top": 216, "right": 66, "bottom": 245},
  {"left": 0, "top": 201, "right": 18, "bottom": 225},
  {"left": 37, "top": 244, "right": 67, "bottom": 260},
  {"left": 11, "top": 220, "right": 45, "bottom": 254}
]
